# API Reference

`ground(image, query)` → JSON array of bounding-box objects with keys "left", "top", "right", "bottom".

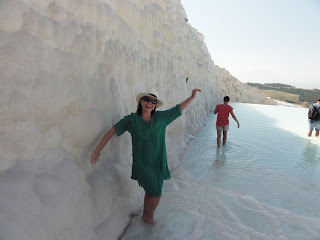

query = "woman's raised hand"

[{"left": 191, "top": 89, "right": 202, "bottom": 98}]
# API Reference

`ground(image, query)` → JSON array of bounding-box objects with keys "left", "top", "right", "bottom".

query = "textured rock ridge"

[
  {"left": 214, "top": 66, "right": 275, "bottom": 104},
  {"left": 0, "top": 0, "right": 273, "bottom": 239}
]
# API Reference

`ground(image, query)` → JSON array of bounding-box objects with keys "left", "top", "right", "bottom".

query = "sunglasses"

[{"left": 142, "top": 96, "right": 158, "bottom": 105}]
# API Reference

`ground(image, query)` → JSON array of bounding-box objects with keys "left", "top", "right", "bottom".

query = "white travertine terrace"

[{"left": 0, "top": 0, "right": 273, "bottom": 239}]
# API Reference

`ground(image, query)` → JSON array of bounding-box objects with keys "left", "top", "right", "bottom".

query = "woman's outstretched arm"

[
  {"left": 90, "top": 127, "right": 116, "bottom": 164},
  {"left": 230, "top": 111, "right": 240, "bottom": 128},
  {"left": 180, "top": 89, "right": 201, "bottom": 112}
]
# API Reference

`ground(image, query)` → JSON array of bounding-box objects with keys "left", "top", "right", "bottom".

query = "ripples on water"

[
  {"left": 123, "top": 103, "right": 320, "bottom": 240},
  {"left": 183, "top": 103, "right": 320, "bottom": 218}
]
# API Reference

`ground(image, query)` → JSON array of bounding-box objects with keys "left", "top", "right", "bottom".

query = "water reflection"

[
  {"left": 213, "top": 148, "right": 227, "bottom": 168},
  {"left": 182, "top": 103, "right": 320, "bottom": 222},
  {"left": 300, "top": 141, "right": 320, "bottom": 170}
]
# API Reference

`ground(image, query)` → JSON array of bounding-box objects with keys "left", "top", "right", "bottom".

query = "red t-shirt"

[{"left": 216, "top": 104, "right": 233, "bottom": 126}]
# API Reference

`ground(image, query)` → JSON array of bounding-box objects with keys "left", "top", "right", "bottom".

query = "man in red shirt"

[{"left": 214, "top": 96, "right": 240, "bottom": 147}]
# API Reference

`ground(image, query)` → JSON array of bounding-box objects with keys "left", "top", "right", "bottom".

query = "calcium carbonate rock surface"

[
  {"left": 214, "top": 66, "right": 275, "bottom": 104},
  {"left": 0, "top": 0, "right": 273, "bottom": 239}
]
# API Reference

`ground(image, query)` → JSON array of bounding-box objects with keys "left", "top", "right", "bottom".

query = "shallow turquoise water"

[
  {"left": 122, "top": 103, "right": 320, "bottom": 240},
  {"left": 183, "top": 103, "right": 320, "bottom": 219}
]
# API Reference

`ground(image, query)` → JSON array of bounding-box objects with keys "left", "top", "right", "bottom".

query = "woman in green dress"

[{"left": 90, "top": 88, "right": 201, "bottom": 223}]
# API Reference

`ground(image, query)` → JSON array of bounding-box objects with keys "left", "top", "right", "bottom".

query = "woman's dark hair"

[
  {"left": 223, "top": 96, "right": 230, "bottom": 102},
  {"left": 136, "top": 102, "right": 156, "bottom": 116}
]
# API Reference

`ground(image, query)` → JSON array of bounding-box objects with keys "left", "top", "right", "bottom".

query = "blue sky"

[{"left": 181, "top": 0, "right": 319, "bottom": 89}]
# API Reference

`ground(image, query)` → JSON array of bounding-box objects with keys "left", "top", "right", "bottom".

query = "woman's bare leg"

[
  {"left": 143, "top": 192, "right": 161, "bottom": 224},
  {"left": 308, "top": 130, "right": 312, "bottom": 137},
  {"left": 217, "top": 129, "right": 222, "bottom": 147},
  {"left": 222, "top": 130, "right": 228, "bottom": 145}
]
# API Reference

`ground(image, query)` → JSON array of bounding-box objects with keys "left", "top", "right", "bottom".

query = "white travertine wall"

[
  {"left": 0, "top": 0, "right": 273, "bottom": 239},
  {"left": 214, "top": 66, "right": 275, "bottom": 104}
]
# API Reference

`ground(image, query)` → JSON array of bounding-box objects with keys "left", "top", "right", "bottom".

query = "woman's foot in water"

[{"left": 143, "top": 214, "right": 155, "bottom": 224}]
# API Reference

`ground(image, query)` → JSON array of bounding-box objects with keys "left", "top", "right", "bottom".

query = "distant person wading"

[
  {"left": 307, "top": 97, "right": 320, "bottom": 137},
  {"left": 90, "top": 88, "right": 201, "bottom": 224},
  {"left": 214, "top": 96, "right": 240, "bottom": 147}
]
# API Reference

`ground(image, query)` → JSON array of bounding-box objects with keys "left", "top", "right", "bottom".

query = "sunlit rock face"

[
  {"left": 214, "top": 66, "right": 276, "bottom": 104},
  {"left": 0, "top": 0, "right": 272, "bottom": 239}
]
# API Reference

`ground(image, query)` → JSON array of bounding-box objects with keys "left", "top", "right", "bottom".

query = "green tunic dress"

[{"left": 113, "top": 104, "right": 182, "bottom": 197}]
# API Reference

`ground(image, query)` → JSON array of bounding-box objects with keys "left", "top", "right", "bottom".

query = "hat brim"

[{"left": 136, "top": 93, "right": 163, "bottom": 108}]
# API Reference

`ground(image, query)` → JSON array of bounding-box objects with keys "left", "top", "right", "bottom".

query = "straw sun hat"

[{"left": 136, "top": 88, "right": 163, "bottom": 108}]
